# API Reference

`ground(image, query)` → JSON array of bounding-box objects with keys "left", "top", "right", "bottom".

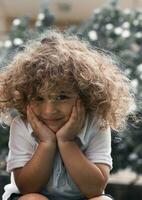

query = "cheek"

[
  {"left": 30, "top": 103, "right": 41, "bottom": 115},
  {"left": 61, "top": 101, "right": 76, "bottom": 117}
]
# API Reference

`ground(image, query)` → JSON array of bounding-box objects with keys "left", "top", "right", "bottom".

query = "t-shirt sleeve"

[
  {"left": 7, "top": 117, "right": 35, "bottom": 172},
  {"left": 85, "top": 126, "right": 112, "bottom": 169}
]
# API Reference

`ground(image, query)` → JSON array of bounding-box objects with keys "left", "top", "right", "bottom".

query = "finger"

[
  {"left": 27, "top": 106, "right": 42, "bottom": 132},
  {"left": 76, "top": 99, "right": 85, "bottom": 128},
  {"left": 27, "top": 105, "right": 33, "bottom": 123},
  {"left": 76, "top": 99, "right": 83, "bottom": 120},
  {"left": 27, "top": 106, "right": 36, "bottom": 123},
  {"left": 70, "top": 104, "right": 78, "bottom": 122},
  {"left": 62, "top": 105, "right": 77, "bottom": 131}
]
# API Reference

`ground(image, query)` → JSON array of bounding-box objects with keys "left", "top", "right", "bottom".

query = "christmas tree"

[
  {"left": 0, "top": 8, "right": 54, "bottom": 67},
  {"left": 69, "top": 0, "right": 142, "bottom": 175},
  {"left": 0, "top": 8, "right": 54, "bottom": 172}
]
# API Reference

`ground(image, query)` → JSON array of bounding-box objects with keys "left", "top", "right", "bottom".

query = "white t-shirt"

[{"left": 2, "top": 114, "right": 112, "bottom": 200}]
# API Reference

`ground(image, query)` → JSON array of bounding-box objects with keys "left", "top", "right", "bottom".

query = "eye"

[
  {"left": 35, "top": 96, "right": 44, "bottom": 101},
  {"left": 55, "top": 95, "right": 69, "bottom": 101}
]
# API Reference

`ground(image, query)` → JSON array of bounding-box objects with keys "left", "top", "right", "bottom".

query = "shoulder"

[
  {"left": 85, "top": 114, "right": 112, "bottom": 168},
  {"left": 87, "top": 113, "right": 111, "bottom": 150},
  {"left": 11, "top": 115, "right": 27, "bottom": 126},
  {"left": 88, "top": 113, "right": 111, "bottom": 134},
  {"left": 84, "top": 113, "right": 111, "bottom": 146},
  {"left": 77, "top": 113, "right": 110, "bottom": 146},
  {"left": 10, "top": 115, "right": 34, "bottom": 143}
]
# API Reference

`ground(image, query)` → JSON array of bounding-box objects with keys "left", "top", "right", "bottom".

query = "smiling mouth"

[
  {"left": 46, "top": 118, "right": 62, "bottom": 121},
  {"left": 44, "top": 118, "right": 63, "bottom": 126},
  {"left": 39, "top": 117, "right": 63, "bottom": 123}
]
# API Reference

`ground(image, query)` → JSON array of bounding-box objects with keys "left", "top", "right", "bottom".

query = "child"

[{"left": 0, "top": 30, "right": 134, "bottom": 200}]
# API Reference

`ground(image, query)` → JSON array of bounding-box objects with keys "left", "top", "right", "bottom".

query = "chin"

[
  {"left": 47, "top": 119, "right": 67, "bottom": 133},
  {"left": 48, "top": 124, "right": 62, "bottom": 133}
]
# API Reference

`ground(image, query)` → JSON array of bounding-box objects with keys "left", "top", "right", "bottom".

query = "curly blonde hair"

[{"left": 0, "top": 30, "right": 135, "bottom": 130}]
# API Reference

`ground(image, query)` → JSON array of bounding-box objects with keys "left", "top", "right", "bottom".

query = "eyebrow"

[
  {"left": 60, "top": 91, "right": 66, "bottom": 93},
  {"left": 60, "top": 90, "right": 75, "bottom": 95},
  {"left": 44, "top": 89, "right": 76, "bottom": 96},
  {"left": 60, "top": 91, "right": 72, "bottom": 94}
]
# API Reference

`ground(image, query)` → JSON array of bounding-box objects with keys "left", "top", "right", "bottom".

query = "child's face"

[{"left": 31, "top": 81, "right": 79, "bottom": 132}]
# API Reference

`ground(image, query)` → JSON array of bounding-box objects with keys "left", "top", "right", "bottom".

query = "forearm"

[
  {"left": 58, "top": 140, "right": 108, "bottom": 198},
  {"left": 14, "top": 141, "right": 56, "bottom": 194}
]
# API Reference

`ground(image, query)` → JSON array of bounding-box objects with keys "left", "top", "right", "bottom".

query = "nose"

[{"left": 41, "top": 100, "right": 58, "bottom": 116}]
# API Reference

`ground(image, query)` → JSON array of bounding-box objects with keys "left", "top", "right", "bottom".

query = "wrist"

[
  {"left": 57, "top": 135, "right": 74, "bottom": 143},
  {"left": 57, "top": 140, "right": 76, "bottom": 151},
  {"left": 39, "top": 140, "right": 57, "bottom": 149},
  {"left": 57, "top": 138, "right": 75, "bottom": 145}
]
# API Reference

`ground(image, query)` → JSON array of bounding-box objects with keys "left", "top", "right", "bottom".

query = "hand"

[
  {"left": 56, "top": 99, "right": 86, "bottom": 142},
  {"left": 27, "top": 105, "right": 57, "bottom": 144}
]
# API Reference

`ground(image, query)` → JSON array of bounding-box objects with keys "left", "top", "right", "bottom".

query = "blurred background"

[{"left": 0, "top": 0, "right": 142, "bottom": 199}]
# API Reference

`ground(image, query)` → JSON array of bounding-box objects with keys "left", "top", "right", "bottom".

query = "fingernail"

[{"left": 78, "top": 99, "right": 81, "bottom": 104}]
